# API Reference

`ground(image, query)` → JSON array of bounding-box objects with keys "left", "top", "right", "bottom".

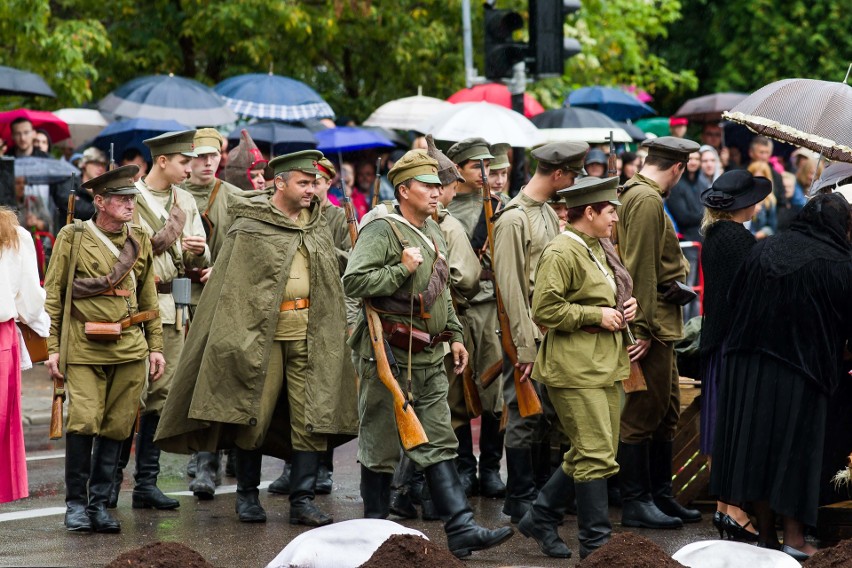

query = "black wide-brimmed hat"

[{"left": 701, "top": 169, "right": 772, "bottom": 211}]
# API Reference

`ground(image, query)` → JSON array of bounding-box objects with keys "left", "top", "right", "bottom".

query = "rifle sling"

[
  {"left": 71, "top": 229, "right": 142, "bottom": 299},
  {"left": 58, "top": 222, "right": 85, "bottom": 377}
]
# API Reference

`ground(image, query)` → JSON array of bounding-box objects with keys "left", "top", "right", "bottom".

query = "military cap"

[
  {"left": 387, "top": 150, "right": 441, "bottom": 187},
  {"left": 531, "top": 141, "right": 589, "bottom": 173},
  {"left": 268, "top": 150, "right": 322, "bottom": 176},
  {"left": 490, "top": 143, "right": 511, "bottom": 170},
  {"left": 426, "top": 134, "right": 464, "bottom": 186},
  {"left": 316, "top": 157, "right": 337, "bottom": 180},
  {"left": 446, "top": 137, "right": 494, "bottom": 165},
  {"left": 81, "top": 165, "right": 141, "bottom": 196},
  {"left": 193, "top": 128, "right": 224, "bottom": 155},
  {"left": 642, "top": 136, "right": 700, "bottom": 162},
  {"left": 557, "top": 176, "right": 621, "bottom": 208},
  {"left": 143, "top": 130, "right": 198, "bottom": 158}
]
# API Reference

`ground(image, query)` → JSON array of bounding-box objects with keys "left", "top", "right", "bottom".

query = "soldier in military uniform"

[
  {"left": 156, "top": 150, "right": 358, "bottom": 526},
  {"left": 343, "top": 150, "right": 514, "bottom": 558},
  {"left": 615, "top": 137, "right": 702, "bottom": 529},
  {"left": 44, "top": 165, "right": 164, "bottom": 533},
  {"left": 131, "top": 130, "right": 210, "bottom": 510},
  {"left": 445, "top": 138, "right": 507, "bottom": 500},
  {"left": 492, "top": 141, "right": 589, "bottom": 522},
  {"left": 520, "top": 177, "right": 637, "bottom": 559},
  {"left": 222, "top": 129, "right": 269, "bottom": 191},
  {"left": 488, "top": 143, "right": 511, "bottom": 195}
]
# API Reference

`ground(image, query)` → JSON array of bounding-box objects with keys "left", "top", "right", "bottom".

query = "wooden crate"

[
  {"left": 818, "top": 500, "right": 852, "bottom": 545},
  {"left": 673, "top": 384, "right": 710, "bottom": 506}
]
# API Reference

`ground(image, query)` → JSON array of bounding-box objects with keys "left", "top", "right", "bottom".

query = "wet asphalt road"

[{"left": 2, "top": 368, "right": 717, "bottom": 567}]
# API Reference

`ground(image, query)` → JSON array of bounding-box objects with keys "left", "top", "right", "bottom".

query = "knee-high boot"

[
  {"left": 619, "top": 441, "right": 682, "bottom": 529},
  {"left": 575, "top": 478, "right": 612, "bottom": 559},
  {"left": 89, "top": 436, "right": 123, "bottom": 533},
  {"left": 455, "top": 423, "right": 479, "bottom": 497},
  {"left": 189, "top": 451, "right": 219, "bottom": 500},
  {"left": 649, "top": 437, "right": 701, "bottom": 523},
  {"left": 389, "top": 455, "right": 418, "bottom": 519},
  {"left": 106, "top": 431, "right": 133, "bottom": 509},
  {"left": 289, "top": 451, "right": 332, "bottom": 526},
  {"left": 518, "top": 467, "right": 574, "bottom": 558},
  {"left": 502, "top": 447, "right": 537, "bottom": 523},
  {"left": 64, "top": 433, "right": 93, "bottom": 532},
  {"left": 234, "top": 448, "right": 266, "bottom": 522},
  {"left": 360, "top": 465, "right": 392, "bottom": 519},
  {"left": 132, "top": 413, "right": 179, "bottom": 510},
  {"left": 478, "top": 413, "right": 506, "bottom": 498}
]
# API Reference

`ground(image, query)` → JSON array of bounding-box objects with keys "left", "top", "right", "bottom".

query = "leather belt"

[
  {"left": 156, "top": 281, "right": 173, "bottom": 294},
  {"left": 479, "top": 269, "right": 494, "bottom": 281},
  {"left": 379, "top": 318, "right": 453, "bottom": 353},
  {"left": 71, "top": 305, "right": 159, "bottom": 328},
  {"left": 280, "top": 298, "right": 310, "bottom": 311},
  {"left": 581, "top": 325, "right": 608, "bottom": 334}
]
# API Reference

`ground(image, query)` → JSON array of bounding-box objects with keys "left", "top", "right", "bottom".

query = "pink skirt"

[{"left": 0, "top": 318, "right": 28, "bottom": 503}]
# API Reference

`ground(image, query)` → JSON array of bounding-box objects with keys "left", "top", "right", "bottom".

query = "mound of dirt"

[
  {"left": 804, "top": 538, "right": 852, "bottom": 567},
  {"left": 358, "top": 534, "right": 464, "bottom": 568},
  {"left": 105, "top": 541, "right": 214, "bottom": 568},
  {"left": 578, "top": 532, "right": 686, "bottom": 568}
]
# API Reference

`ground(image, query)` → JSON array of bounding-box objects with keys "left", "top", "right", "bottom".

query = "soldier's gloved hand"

[
  {"left": 401, "top": 246, "right": 423, "bottom": 274},
  {"left": 623, "top": 297, "right": 638, "bottom": 323},
  {"left": 451, "top": 341, "right": 469, "bottom": 375},
  {"left": 182, "top": 235, "right": 206, "bottom": 255},
  {"left": 149, "top": 352, "right": 166, "bottom": 381},
  {"left": 46, "top": 353, "right": 63, "bottom": 380},
  {"left": 600, "top": 307, "right": 625, "bottom": 332}
]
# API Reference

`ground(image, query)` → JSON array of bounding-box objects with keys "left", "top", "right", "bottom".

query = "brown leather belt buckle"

[{"left": 156, "top": 281, "right": 173, "bottom": 294}]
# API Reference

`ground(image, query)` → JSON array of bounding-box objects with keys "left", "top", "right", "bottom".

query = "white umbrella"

[
  {"left": 537, "top": 127, "right": 633, "bottom": 145},
  {"left": 414, "top": 101, "right": 541, "bottom": 147},
  {"left": 364, "top": 87, "right": 452, "bottom": 131},
  {"left": 53, "top": 108, "right": 110, "bottom": 147}
]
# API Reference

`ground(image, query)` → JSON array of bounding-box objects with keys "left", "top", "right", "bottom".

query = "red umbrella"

[
  {"left": 448, "top": 83, "right": 545, "bottom": 118},
  {"left": 0, "top": 108, "right": 71, "bottom": 147}
]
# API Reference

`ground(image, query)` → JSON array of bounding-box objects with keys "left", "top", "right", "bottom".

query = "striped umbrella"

[
  {"left": 724, "top": 78, "right": 852, "bottom": 164},
  {"left": 214, "top": 74, "right": 334, "bottom": 121}
]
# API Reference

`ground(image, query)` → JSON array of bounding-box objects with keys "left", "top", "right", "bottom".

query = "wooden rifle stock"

[
  {"left": 623, "top": 361, "right": 648, "bottom": 393},
  {"left": 52, "top": 184, "right": 78, "bottom": 439},
  {"left": 461, "top": 363, "right": 483, "bottom": 418},
  {"left": 479, "top": 160, "right": 542, "bottom": 417},
  {"left": 49, "top": 382, "right": 64, "bottom": 440},
  {"left": 342, "top": 194, "right": 428, "bottom": 450},
  {"left": 371, "top": 157, "right": 382, "bottom": 209}
]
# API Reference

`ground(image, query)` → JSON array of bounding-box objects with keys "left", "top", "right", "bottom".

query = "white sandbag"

[
  {"left": 673, "top": 540, "right": 801, "bottom": 568},
  {"left": 265, "top": 518, "right": 427, "bottom": 568}
]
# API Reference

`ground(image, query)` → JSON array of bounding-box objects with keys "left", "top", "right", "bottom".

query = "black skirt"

[{"left": 710, "top": 352, "right": 828, "bottom": 527}]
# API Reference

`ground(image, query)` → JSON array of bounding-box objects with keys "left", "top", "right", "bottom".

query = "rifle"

[
  {"left": 109, "top": 143, "right": 116, "bottom": 171},
  {"left": 371, "top": 157, "right": 382, "bottom": 209},
  {"left": 479, "top": 160, "right": 542, "bottom": 417},
  {"left": 448, "top": 295, "right": 482, "bottom": 418},
  {"left": 342, "top": 193, "right": 429, "bottom": 450}
]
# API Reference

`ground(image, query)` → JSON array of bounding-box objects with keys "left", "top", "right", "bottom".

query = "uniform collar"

[{"left": 630, "top": 173, "right": 665, "bottom": 196}]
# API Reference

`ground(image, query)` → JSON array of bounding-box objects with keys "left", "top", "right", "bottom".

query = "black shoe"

[
  {"left": 649, "top": 438, "right": 701, "bottom": 523},
  {"left": 267, "top": 462, "right": 291, "bottom": 495},
  {"left": 189, "top": 451, "right": 219, "bottom": 500},
  {"left": 619, "top": 441, "right": 682, "bottom": 529},
  {"left": 426, "top": 460, "right": 514, "bottom": 558},
  {"left": 88, "top": 437, "right": 122, "bottom": 533},
  {"left": 517, "top": 468, "right": 573, "bottom": 558},
  {"left": 132, "top": 414, "right": 179, "bottom": 510},
  {"left": 106, "top": 432, "right": 133, "bottom": 509},
  {"left": 455, "top": 424, "right": 479, "bottom": 497},
  {"left": 713, "top": 511, "right": 726, "bottom": 539},
  {"left": 575, "top": 479, "right": 611, "bottom": 559},
  {"left": 360, "top": 465, "right": 392, "bottom": 519},
  {"left": 389, "top": 456, "right": 418, "bottom": 519},
  {"left": 186, "top": 452, "right": 197, "bottom": 478},
  {"left": 64, "top": 433, "right": 93, "bottom": 532},
  {"left": 315, "top": 447, "right": 334, "bottom": 494},
  {"left": 781, "top": 544, "right": 811, "bottom": 561},
  {"left": 502, "top": 447, "right": 536, "bottom": 523},
  {"left": 289, "top": 451, "right": 332, "bottom": 526},
  {"left": 478, "top": 413, "right": 506, "bottom": 498},
  {"left": 234, "top": 448, "right": 266, "bottom": 522},
  {"left": 722, "top": 513, "right": 759, "bottom": 542}
]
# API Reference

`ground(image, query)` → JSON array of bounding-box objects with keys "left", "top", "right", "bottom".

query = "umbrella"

[
  {"left": 724, "top": 78, "right": 852, "bottom": 164},
  {"left": 0, "top": 109, "right": 70, "bottom": 146},
  {"left": 14, "top": 156, "right": 79, "bottom": 184},
  {"left": 674, "top": 92, "right": 748, "bottom": 123},
  {"left": 566, "top": 86, "right": 656, "bottom": 121},
  {"left": 361, "top": 125, "right": 408, "bottom": 148},
  {"left": 214, "top": 73, "right": 334, "bottom": 121},
  {"left": 811, "top": 162, "right": 852, "bottom": 194},
  {"left": 615, "top": 121, "right": 648, "bottom": 142},
  {"left": 447, "top": 83, "right": 545, "bottom": 118},
  {"left": 415, "top": 102, "right": 541, "bottom": 147},
  {"left": 531, "top": 107, "right": 621, "bottom": 130},
  {"left": 99, "top": 74, "right": 237, "bottom": 127},
  {"left": 92, "top": 118, "right": 191, "bottom": 162},
  {"left": 364, "top": 89, "right": 453, "bottom": 131},
  {"left": 537, "top": 127, "right": 632, "bottom": 145},
  {"left": 315, "top": 126, "right": 395, "bottom": 154},
  {"left": 0, "top": 65, "right": 56, "bottom": 98},
  {"left": 227, "top": 121, "right": 317, "bottom": 157},
  {"left": 634, "top": 117, "right": 671, "bottom": 138},
  {"left": 53, "top": 108, "right": 110, "bottom": 147}
]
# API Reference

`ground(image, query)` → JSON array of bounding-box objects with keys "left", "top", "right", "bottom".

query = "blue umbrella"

[
  {"left": 99, "top": 74, "right": 237, "bottom": 126},
  {"left": 14, "top": 157, "right": 79, "bottom": 184},
  {"left": 566, "top": 86, "right": 656, "bottom": 121},
  {"left": 215, "top": 73, "right": 334, "bottom": 121},
  {"left": 92, "top": 118, "right": 192, "bottom": 162},
  {"left": 227, "top": 121, "right": 317, "bottom": 158},
  {"left": 315, "top": 127, "right": 394, "bottom": 154}
]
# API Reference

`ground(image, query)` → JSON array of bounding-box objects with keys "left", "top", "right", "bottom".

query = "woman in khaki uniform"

[{"left": 519, "top": 176, "right": 637, "bottom": 560}]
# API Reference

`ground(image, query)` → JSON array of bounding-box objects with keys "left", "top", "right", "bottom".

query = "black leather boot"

[
  {"left": 619, "top": 441, "right": 682, "bottom": 529},
  {"left": 575, "top": 479, "right": 612, "bottom": 559},
  {"left": 650, "top": 438, "right": 701, "bottom": 523},
  {"left": 267, "top": 462, "right": 291, "bottom": 495},
  {"left": 106, "top": 431, "right": 133, "bottom": 509},
  {"left": 132, "top": 414, "right": 179, "bottom": 510},
  {"left": 518, "top": 467, "right": 574, "bottom": 558},
  {"left": 558, "top": 444, "right": 577, "bottom": 516},
  {"left": 425, "top": 460, "right": 514, "bottom": 558},
  {"left": 360, "top": 465, "right": 392, "bottom": 519},
  {"left": 502, "top": 447, "right": 537, "bottom": 523},
  {"left": 234, "top": 448, "right": 266, "bottom": 522},
  {"left": 531, "top": 439, "right": 553, "bottom": 490},
  {"left": 419, "top": 470, "right": 440, "bottom": 521},
  {"left": 389, "top": 455, "right": 418, "bottom": 519},
  {"left": 224, "top": 449, "right": 237, "bottom": 477},
  {"left": 88, "top": 437, "right": 122, "bottom": 533},
  {"left": 289, "top": 451, "right": 332, "bottom": 526},
  {"left": 189, "top": 451, "right": 219, "bottom": 500},
  {"left": 607, "top": 473, "right": 622, "bottom": 507},
  {"left": 316, "top": 447, "right": 334, "bottom": 495},
  {"left": 455, "top": 423, "right": 479, "bottom": 497},
  {"left": 64, "top": 433, "right": 93, "bottom": 532},
  {"left": 186, "top": 452, "right": 197, "bottom": 477},
  {"left": 478, "top": 413, "right": 506, "bottom": 498}
]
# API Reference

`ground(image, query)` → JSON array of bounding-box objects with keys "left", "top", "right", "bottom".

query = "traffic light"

[
  {"left": 529, "top": 0, "right": 582, "bottom": 78},
  {"left": 483, "top": 5, "right": 527, "bottom": 80}
]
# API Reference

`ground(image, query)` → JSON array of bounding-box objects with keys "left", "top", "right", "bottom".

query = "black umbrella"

[
  {"left": 0, "top": 65, "right": 56, "bottom": 98},
  {"left": 531, "top": 107, "right": 621, "bottom": 129},
  {"left": 615, "top": 121, "right": 647, "bottom": 142},
  {"left": 227, "top": 121, "right": 317, "bottom": 157},
  {"left": 675, "top": 92, "right": 748, "bottom": 123},
  {"left": 14, "top": 156, "right": 80, "bottom": 184}
]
